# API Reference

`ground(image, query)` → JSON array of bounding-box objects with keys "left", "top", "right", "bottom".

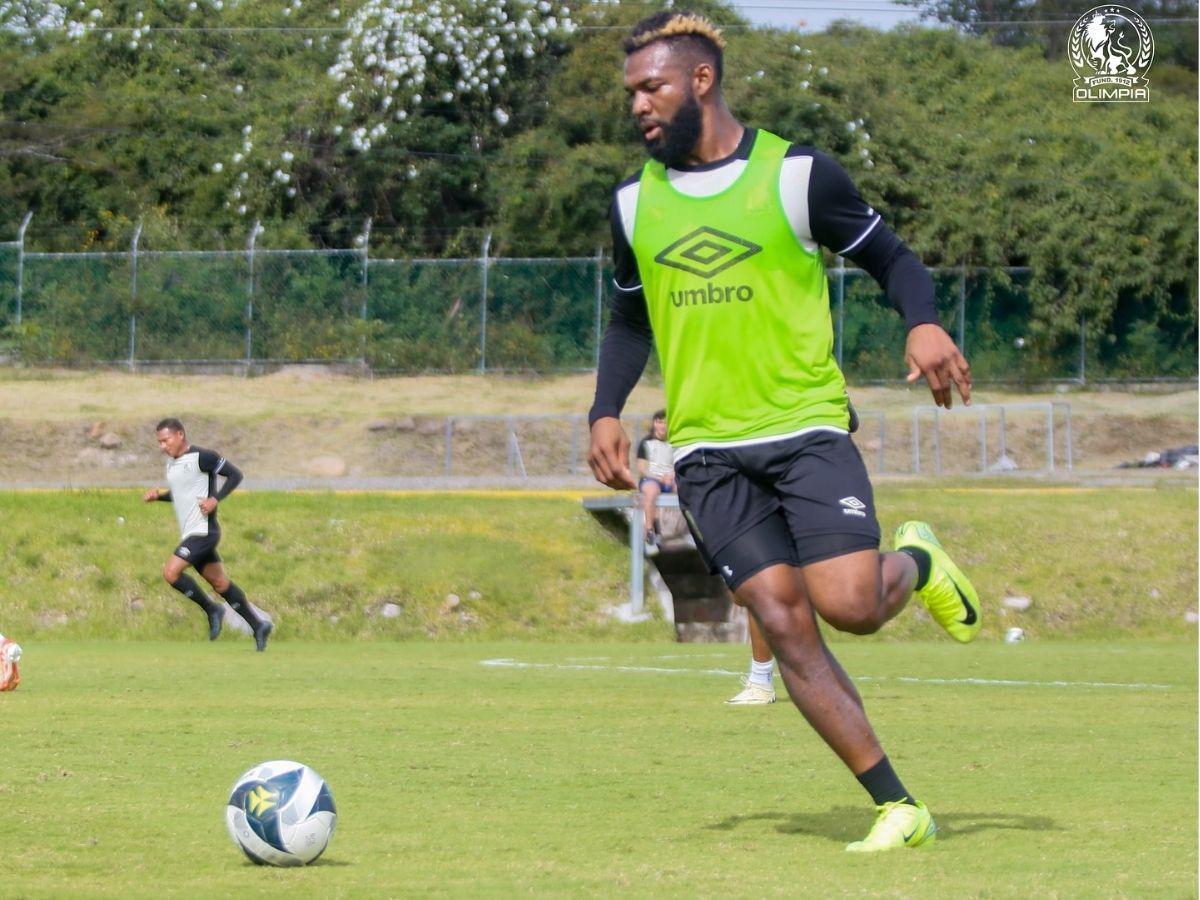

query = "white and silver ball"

[{"left": 226, "top": 760, "right": 336, "bottom": 866}]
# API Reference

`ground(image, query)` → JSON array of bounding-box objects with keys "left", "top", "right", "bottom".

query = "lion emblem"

[
  {"left": 1083, "top": 12, "right": 1137, "bottom": 75},
  {"left": 1069, "top": 5, "right": 1154, "bottom": 102}
]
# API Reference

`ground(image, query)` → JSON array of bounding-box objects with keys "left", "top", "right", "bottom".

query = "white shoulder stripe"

[
  {"left": 779, "top": 156, "right": 816, "bottom": 252},
  {"left": 616, "top": 182, "right": 640, "bottom": 247},
  {"left": 216, "top": 457, "right": 226, "bottom": 473},
  {"left": 837, "top": 214, "right": 882, "bottom": 256}
]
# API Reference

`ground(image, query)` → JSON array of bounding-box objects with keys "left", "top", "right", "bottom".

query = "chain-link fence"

[{"left": 1, "top": 227, "right": 1193, "bottom": 381}]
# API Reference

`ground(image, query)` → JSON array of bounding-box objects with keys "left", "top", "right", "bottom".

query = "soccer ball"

[{"left": 225, "top": 760, "right": 337, "bottom": 866}]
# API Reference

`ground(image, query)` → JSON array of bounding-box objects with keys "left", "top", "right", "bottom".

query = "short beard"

[{"left": 643, "top": 92, "right": 703, "bottom": 168}]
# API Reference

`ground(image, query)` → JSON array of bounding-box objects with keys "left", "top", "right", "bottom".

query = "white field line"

[{"left": 480, "top": 658, "right": 1174, "bottom": 691}]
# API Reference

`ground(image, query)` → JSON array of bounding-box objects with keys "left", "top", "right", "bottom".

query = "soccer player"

[
  {"left": 0, "top": 633, "right": 22, "bottom": 691},
  {"left": 588, "top": 11, "right": 981, "bottom": 852},
  {"left": 726, "top": 617, "right": 776, "bottom": 705},
  {"left": 143, "top": 418, "right": 272, "bottom": 651}
]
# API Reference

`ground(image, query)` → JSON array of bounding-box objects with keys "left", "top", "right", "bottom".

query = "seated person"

[{"left": 637, "top": 410, "right": 674, "bottom": 549}]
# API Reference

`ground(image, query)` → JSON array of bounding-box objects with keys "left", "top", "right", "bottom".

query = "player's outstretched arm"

[{"left": 905, "top": 323, "right": 972, "bottom": 409}]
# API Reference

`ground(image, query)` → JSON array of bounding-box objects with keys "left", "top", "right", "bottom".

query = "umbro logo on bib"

[{"left": 655, "top": 227, "right": 762, "bottom": 279}]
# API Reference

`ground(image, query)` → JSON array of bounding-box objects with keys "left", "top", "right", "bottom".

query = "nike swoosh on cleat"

[
  {"left": 947, "top": 574, "right": 978, "bottom": 625},
  {"left": 902, "top": 826, "right": 919, "bottom": 842}
]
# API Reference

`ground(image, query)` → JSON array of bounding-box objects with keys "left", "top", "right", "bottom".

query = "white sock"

[{"left": 749, "top": 658, "right": 775, "bottom": 686}]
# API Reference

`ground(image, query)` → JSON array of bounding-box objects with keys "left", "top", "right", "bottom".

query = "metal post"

[
  {"left": 998, "top": 406, "right": 1008, "bottom": 461},
  {"left": 958, "top": 263, "right": 967, "bottom": 353},
  {"left": 978, "top": 406, "right": 987, "bottom": 473},
  {"left": 1063, "top": 403, "right": 1074, "bottom": 470},
  {"left": 629, "top": 504, "right": 645, "bottom": 614},
  {"left": 593, "top": 246, "right": 604, "bottom": 369},
  {"left": 359, "top": 217, "right": 372, "bottom": 365},
  {"left": 1046, "top": 403, "right": 1055, "bottom": 472},
  {"left": 1078, "top": 316, "right": 1086, "bottom": 385},
  {"left": 478, "top": 232, "right": 491, "bottom": 374},
  {"left": 509, "top": 421, "right": 528, "bottom": 479},
  {"left": 505, "top": 417, "right": 515, "bottom": 476},
  {"left": 245, "top": 220, "right": 261, "bottom": 366},
  {"left": 835, "top": 255, "right": 845, "bottom": 367},
  {"left": 569, "top": 415, "right": 580, "bottom": 476},
  {"left": 128, "top": 221, "right": 142, "bottom": 370},
  {"left": 15, "top": 211, "right": 31, "bottom": 326}
]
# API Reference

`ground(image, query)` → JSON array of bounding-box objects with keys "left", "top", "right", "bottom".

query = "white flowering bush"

[{"left": 327, "top": 0, "right": 575, "bottom": 153}]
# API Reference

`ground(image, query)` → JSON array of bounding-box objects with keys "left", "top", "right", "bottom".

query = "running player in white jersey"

[
  {"left": 0, "top": 632, "right": 22, "bottom": 691},
  {"left": 143, "top": 418, "right": 272, "bottom": 651}
]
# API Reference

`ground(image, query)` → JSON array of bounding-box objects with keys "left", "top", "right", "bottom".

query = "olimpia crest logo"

[{"left": 1069, "top": 5, "right": 1154, "bottom": 102}]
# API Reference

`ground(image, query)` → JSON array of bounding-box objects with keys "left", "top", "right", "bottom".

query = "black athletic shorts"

[
  {"left": 174, "top": 532, "right": 222, "bottom": 569},
  {"left": 674, "top": 430, "right": 880, "bottom": 591}
]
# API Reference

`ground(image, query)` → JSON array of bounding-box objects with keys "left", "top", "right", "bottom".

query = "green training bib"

[{"left": 632, "top": 129, "right": 850, "bottom": 448}]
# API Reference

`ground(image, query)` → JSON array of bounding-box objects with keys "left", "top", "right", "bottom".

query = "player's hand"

[
  {"left": 905, "top": 323, "right": 972, "bottom": 409},
  {"left": 588, "top": 417, "right": 635, "bottom": 490},
  {"left": 199, "top": 497, "right": 218, "bottom": 516},
  {"left": 143, "top": 489, "right": 160, "bottom": 503}
]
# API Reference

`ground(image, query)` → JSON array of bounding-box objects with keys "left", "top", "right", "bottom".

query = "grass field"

[
  {"left": 1, "top": 486, "right": 1195, "bottom": 895},
  {"left": 0, "top": 487, "right": 1195, "bottom": 641},
  {"left": 4, "top": 640, "right": 1195, "bottom": 897}
]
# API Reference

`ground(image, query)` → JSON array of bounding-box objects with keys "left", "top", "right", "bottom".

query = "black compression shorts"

[
  {"left": 174, "top": 532, "right": 222, "bottom": 570},
  {"left": 675, "top": 430, "right": 881, "bottom": 591}
]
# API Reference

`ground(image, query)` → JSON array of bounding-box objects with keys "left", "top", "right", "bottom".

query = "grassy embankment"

[{"left": 0, "top": 486, "right": 1194, "bottom": 641}]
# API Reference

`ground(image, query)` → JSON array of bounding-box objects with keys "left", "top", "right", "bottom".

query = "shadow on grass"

[
  {"left": 707, "top": 807, "right": 1059, "bottom": 844},
  {"left": 239, "top": 857, "right": 353, "bottom": 868}
]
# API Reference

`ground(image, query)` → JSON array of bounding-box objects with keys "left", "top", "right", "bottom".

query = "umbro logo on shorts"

[
  {"left": 839, "top": 496, "right": 867, "bottom": 517},
  {"left": 178, "top": 545, "right": 191, "bottom": 558}
]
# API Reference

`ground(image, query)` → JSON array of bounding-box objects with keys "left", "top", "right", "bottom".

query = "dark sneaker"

[
  {"left": 253, "top": 621, "right": 273, "bottom": 652},
  {"left": 207, "top": 607, "right": 224, "bottom": 642}
]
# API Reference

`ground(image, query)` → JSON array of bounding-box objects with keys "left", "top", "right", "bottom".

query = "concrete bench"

[{"left": 582, "top": 494, "right": 746, "bottom": 642}]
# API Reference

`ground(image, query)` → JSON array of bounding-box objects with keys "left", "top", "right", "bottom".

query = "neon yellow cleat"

[
  {"left": 725, "top": 677, "right": 776, "bottom": 705},
  {"left": 845, "top": 800, "right": 936, "bottom": 852},
  {"left": 895, "top": 520, "right": 981, "bottom": 643}
]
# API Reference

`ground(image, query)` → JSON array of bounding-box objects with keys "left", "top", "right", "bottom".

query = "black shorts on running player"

[
  {"left": 674, "top": 430, "right": 881, "bottom": 591},
  {"left": 174, "top": 532, "right": 222, "bottom": 570}
]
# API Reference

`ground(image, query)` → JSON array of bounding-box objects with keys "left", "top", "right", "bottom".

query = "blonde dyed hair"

[{"left": 624, "top": 12, "right": 726, "bottom": 52}]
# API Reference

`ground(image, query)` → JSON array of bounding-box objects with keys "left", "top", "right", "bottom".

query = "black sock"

[
  {"left": 897, "top": 546, "right": 932, "bottom": 591},
  {"left": 170, "top": 574, "right": 219, "bottom": 614},
  {"left": 855, "top": 756, "right": 916, "bottom": 807},
  {"left": 219, "top": 582, "right": 263, "bottom": 629}
]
